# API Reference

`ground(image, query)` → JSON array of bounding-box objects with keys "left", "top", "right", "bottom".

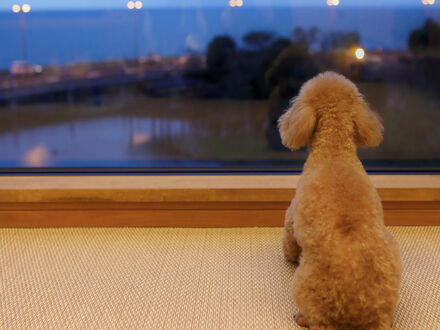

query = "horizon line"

[{"left": 0, "top": 4, "right": 437, "bottom": 12}]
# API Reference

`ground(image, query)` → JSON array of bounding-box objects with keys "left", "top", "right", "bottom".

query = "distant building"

[{"left": 10, "top": 61, "right": 42, "bottom": 75}]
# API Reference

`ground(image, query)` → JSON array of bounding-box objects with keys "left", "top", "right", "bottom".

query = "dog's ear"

[
  {"left": 278, "top": 96, "right": 316, "bottom": 150},
  {"left": 353, "top": 98, "right": 384, "bottom": 147}
]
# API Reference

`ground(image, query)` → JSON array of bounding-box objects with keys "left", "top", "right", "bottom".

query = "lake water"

[
  {"left": 0, "top": 83, "right": 439, "bottom": 170},
  {"left": 0, "top": 98, "right": 272, "bottom": 168},
  {"left": 0, "top": 116, "right": 193, "bottom": 167},
  {"left": 1, "top": 7, "right": 439, "bottom": 69}
]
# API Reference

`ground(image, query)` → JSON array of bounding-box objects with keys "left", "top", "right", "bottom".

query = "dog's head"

[{"left": 278, "top": 71, "right": 383, "bottom": 150}]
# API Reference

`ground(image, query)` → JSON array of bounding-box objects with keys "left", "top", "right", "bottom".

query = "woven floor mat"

[{"left": 0, "top": 227, "right": 439, "bottom": 329}]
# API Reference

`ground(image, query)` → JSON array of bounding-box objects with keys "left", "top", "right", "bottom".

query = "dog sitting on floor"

[{"left": 278, "top": 72, "right": 402, "bottom": 330}]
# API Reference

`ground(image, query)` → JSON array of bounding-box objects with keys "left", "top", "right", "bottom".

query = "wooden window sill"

[{"left": 0, "top": 175, "right": 439, "bottom": 227}]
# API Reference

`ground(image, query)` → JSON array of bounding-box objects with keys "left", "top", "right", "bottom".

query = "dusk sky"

[{"left": 0, "top": 0, "right": 436, "bottom": 10}]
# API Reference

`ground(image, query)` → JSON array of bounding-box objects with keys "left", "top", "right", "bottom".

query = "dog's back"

[{"left": 293, "top": 161, "right": 402, "bottom": 329}]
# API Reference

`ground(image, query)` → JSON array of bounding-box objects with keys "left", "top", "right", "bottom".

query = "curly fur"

[{"left": 279, "top": 72, "right": 402, "bottom": 330}]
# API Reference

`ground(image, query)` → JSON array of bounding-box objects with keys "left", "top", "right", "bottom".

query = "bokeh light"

[
  {"left": 11, "top": 4, "right": 21, "bottom": 13},
  {"left": 355, "top": 47, "right": 365, "bottom": 60},
  {"left": 135, "top": 1, "right": 143, "bottom": 9},
  {"left": 22, "top": 4, "right": 31, "bottom": 13},
  {"left": 327, "top": 0, "right": 340, "bottom": 6},
  {"left": 229, "top": 0, "right": 243, "bottom": 7},
  {"left": 127, "top": 1, "right": 135, "bottom": 9},
  {"left": 421, "top": 0, "right": 436, "bottom": 4}
]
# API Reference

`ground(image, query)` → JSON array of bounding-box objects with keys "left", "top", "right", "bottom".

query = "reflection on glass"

[
  {"left": 131, "top": 132, "right": 150, "bottom": 147},
  {"left": 0, "top": 1, "right": 439, "bottom": 170},
  {"left": 23, "top": 145, "right": 51, "bottom": 167}
]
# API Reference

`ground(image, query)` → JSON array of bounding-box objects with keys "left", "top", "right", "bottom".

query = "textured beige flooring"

[{"left": 0, "top": 227, "right": 439, "bottom": 330}]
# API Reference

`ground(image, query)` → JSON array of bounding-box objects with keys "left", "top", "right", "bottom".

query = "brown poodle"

[{"left": 279, "top": 72, "right": 402, "bottom": 330}]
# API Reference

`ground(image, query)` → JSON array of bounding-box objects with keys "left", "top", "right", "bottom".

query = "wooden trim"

[
  {"left": 1, "top": 174, "right": 439, "bottom": 190},
  {"left": 0, "top": 201, "right": 439, "bottom": 227},
  {"left": 0, "top": 202, "right": 288, "bottom": 211},
  {"left": 0, "top": 175, "right": 439, "bottom": 227}
]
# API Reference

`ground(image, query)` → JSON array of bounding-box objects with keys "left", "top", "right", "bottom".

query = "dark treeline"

[
  {"left": 406, "top": 19, "right": 440, "bottom": 92},
  {"left": 182, "top": 19, "right": 440, "bottom": 150},
  {"left": 186, "top": 19, "right": 440, "bottom": 101},
  {"left": 190, "top": 27, "right": 362, "bottom": 100},
  {"left": 187, "top": 27, "right": 364, "bottom": 149}
]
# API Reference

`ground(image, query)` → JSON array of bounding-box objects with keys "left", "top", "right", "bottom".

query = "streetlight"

[
  {"left": 22, "top": 4, "right": 31, "bottom": 13},
  {"left": 12, "top": 4, "right": 21, "bottom": 13},
  {"left": 326, "top": 0, "right": 340, "bottom": 6},
  {"left": 127, "top": 1, "right": 143, "bottom": 60},
  {"left": 229, "top": 0, "right": 244, "bottom": 7},
  {"left": 135, "top": 1, "right": 143, "bottom": 9},
  {"left": 11, "top": 4, "right": 31, "bottom": 61},
  {"left": 355, "top": 47, "right": 365, "bottom": 60}
]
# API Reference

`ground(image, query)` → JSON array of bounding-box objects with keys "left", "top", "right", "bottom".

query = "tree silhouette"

[
  {"left": 266, "top": 44, "right": 319, "bottom": 91},
  {"left": 292, "top": 26, "right": 319, "bottom": 49},
  {"left": 408, "top": 19, "right": 440, "bottom": 55},
  {"left": 206, "top": 36, "right": 237, "bottom": 82},
  {"left": 265, "top": 44, "right": 319, "bottom": 150}
]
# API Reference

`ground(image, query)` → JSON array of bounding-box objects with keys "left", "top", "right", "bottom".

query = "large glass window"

[{"left": 0, "top": 0, "right": 439, "bottom": 172}]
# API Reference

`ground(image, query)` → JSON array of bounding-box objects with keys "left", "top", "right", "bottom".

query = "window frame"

[{"left": 1, "top": 173, "right": 439, "bottom": 227}]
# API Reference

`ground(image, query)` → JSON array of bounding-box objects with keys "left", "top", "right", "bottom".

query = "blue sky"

[{"left": 0, "top": 0, "right": 436, "bottom": 10}]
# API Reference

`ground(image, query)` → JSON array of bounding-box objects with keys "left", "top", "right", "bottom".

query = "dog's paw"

[
  {"left": 284, "top": 255, "right": 300, "bottom": 266},
  {"left": 294, "top": 313, "right": 309, "bottom": 327}
]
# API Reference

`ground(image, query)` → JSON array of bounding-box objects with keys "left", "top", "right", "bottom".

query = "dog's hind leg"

[
  {"left": 282, "top": 203, "right": 302, "bottom": 264},
  {"left": 363, "top": 316, "right": 393, "bottom": 330}
]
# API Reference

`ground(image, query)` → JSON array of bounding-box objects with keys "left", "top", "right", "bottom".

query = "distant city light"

[
  {"left": 327, "top": 0, "right": 340, "bottom": 6},
  {"left": 135, "top": 1, "right": 143, "bottom": 9},
  {"left": 421, "top": 0, "right": 436, "bottom": 4},
  {"left": 11, "top": 4, "right": 21, "bottom": 13},
  {"left": 11, "top": 4, "right": 32, "bottom": 13},
  {"left": 127, "top": 1, "right": 142, "bottom": 10},
  {"left": 127, "top": 1, "right": 135, "bottom": 9},
  {"left": 355, "top": 47, "right": 365, "bottom": 60},
  {"left": 22, "top": 4, "right": 31, "bottom": 13},
  {"left": 229, "top": 0, "right": 243, "bottom": 7}
]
